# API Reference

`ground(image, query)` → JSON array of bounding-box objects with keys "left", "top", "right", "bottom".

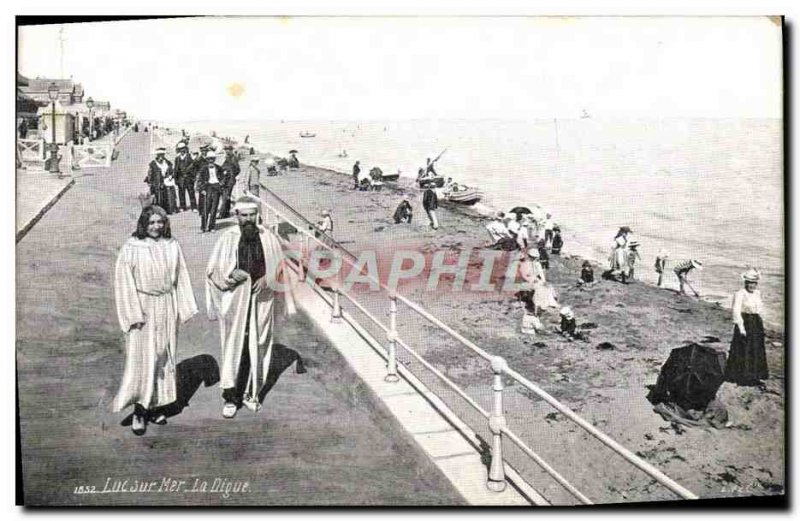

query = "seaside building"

[{"left": 19, "top": 77, "right": 85, "bottom": 106}]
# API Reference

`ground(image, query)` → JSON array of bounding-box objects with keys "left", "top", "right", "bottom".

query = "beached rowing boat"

[
  {"left": 417, "top": 176, "right": 445, "bottom": 188},
  {"left": 443, "top": 187, "right": 483, "bottom": 206},
  {"left": 380, "top": 173, "right": 400, "bottom": 182}
]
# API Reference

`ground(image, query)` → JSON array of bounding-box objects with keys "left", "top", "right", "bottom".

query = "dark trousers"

[
  {"left": 222, "top": 304, "right": 253, "bottom": 405},
  {"left": 218, "top": 186, "right": 233, "bottom": 219},
  {"left": 164, "top": 186, "right": 177, "bottom": 214},
  {"left": 197, "top": 190, "right": 206, "bottom": 229},
  {"left": 202, "top": 184, "right": 222, "bottom": 231},
  {"left": 177, "top": 176, "right": 197, "bottom": 210}
]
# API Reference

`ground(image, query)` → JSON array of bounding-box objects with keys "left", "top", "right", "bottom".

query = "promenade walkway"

[{"left": 15, "top": 132, "right": 465, "bottom": 506}]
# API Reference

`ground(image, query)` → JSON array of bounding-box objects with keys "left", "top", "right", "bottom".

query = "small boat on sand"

[
  {"left": 300, "top": 131, "right": 316, "bottom": 138},
  {"left": 443, "top": 186, "right": 483, "bottom": 206},
  {"left": 417, "top": 176, "right": 445, "bottom": 188},
  {"left": 380, "top": 173, "right": 400, "bottom": 182}
]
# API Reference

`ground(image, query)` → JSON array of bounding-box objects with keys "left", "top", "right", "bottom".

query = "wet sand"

[{"left": 247, "top": 152, "right": 785, "bottom": 504}]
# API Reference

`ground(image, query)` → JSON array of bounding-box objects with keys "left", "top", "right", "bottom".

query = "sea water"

[{"left": 165, "top": 118, "right": 784, "bottom": 328}]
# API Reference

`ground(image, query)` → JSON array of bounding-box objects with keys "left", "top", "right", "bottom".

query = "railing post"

[
  {"left": 487, "top": 356, "right": 507, "bottom": 492},
  {"left": 300, "top": 233, "right": 310, "bottom": 282},
  {"left": 385, "top": 294, "right": 399, "bottom": 383},
  {"left": 331, "top": 287, "right": 343, "bottom": 323}
]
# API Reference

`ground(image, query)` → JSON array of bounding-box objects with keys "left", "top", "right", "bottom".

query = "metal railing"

[{"left": 253, "top": 183, "right": 697, "bottom": 505}]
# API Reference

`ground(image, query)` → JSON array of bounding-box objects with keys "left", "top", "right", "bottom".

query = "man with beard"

[
  {"left": 174, "top": 142, "right": 196, "bottom": 212},
  {"left": 206, "top": 196, "right": 297, "bottom": 418},
  {"left": 196, "top": 150, "right": 223, "bottom": 233},
  {"left": 217, "top": 145, "right": 241, "bottom": 220},
  {"left": 144, "top": 147, "right": 173, "bottom": 208}
]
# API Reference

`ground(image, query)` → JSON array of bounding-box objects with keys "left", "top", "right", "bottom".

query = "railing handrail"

[{"left": 255, "top": 174, "right": 698, "bottom": 504}]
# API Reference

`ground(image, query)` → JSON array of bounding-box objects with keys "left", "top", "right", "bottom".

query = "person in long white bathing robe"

[
  {"left": 113, "top": 205, "right": 198, "bottom": 435},
  {"left": 206, "top": 196, "right": 297, "bottom": 418}
]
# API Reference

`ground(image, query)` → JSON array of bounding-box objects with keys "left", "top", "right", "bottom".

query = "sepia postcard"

[{"left": 15, "top": 16, "right": 785, "bottom": 507}]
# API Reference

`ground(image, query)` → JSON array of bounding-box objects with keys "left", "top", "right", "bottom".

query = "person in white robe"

[
  {"left": 113, "top": 205, "right": 198, "bottom": 435},
  {"left": 206, "top": 196, "right": 297, "bottom": 418}
]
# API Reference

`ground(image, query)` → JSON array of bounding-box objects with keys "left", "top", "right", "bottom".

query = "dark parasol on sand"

[{"left": 647, "top": 343, "right": 726, "bottom": 411}]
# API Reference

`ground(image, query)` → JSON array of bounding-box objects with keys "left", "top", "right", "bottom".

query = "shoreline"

[{"left": 259, "top": 152, "right": 784, "bottom": 334}]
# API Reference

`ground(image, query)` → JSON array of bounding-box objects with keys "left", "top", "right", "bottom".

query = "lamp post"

[
  {"left": 47, "top": 82, "right": 60, "bottom": 176},
  {"left": 86, "top": 97, "right": 94, "bottom": 142}
]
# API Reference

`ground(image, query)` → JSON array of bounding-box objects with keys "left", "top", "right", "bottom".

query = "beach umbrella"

[
  {"left": 647, "top": 343, "right": 726, "bottom": 411},
  {"left": 509, "top": 206, "right": 532, "bottom": 215}
]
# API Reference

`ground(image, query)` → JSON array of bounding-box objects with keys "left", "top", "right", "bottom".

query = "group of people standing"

[{"left": 143, "top": 139, "right": 242, "bottom": 233}]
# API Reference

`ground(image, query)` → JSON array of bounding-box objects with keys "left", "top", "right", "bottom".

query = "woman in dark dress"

[{"left": 725, "top": 268, "right": 768, "bottom": 386}]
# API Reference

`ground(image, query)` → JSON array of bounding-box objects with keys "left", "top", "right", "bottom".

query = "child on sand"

[
  {"left": 654, "top": 251, "right": 668, "bottom": 286},
  {"left": 556, "top": 306, "right": 588, "bottom": 341},
  {"left": 578, "top": 261, "right": 595, "bottom": 287},
  {"left": 673, "top": 259, "right": 703, "bottom": 296},
  {"left": 538, "top": 239, "right": 550, "bottom": 270},
  {"left": 550, "top": 225, "right": 563, "bottom": 255},
  {"left": 627, "top": 241, "right": 642, "bottom": 281}
]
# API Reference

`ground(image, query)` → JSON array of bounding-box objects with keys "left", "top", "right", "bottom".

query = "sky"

[{"left": 18, "top": 16, "right": 783, "bottom": 122}]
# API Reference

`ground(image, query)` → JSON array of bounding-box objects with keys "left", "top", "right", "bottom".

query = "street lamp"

[
  {"left": 86, "top": 96, "right": 94, "bottom": 142},
  {"left": 47, "top": 82, "right": 60, "bottom": 176}
]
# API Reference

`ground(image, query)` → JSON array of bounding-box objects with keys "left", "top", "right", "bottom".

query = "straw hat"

[
  {"left": 175, "top": 142, "right": 187, "bottom": 150},
  {"left": 526, "top": 248, "right": 540, "bottom": 259},
  {"left": 560, "top": 306, "right": 574, "bottom": 319},
  {"left": 206, "top": 150, "right": 217, "bottom": 159},
  {"left": 628, "top": 240, "right": 640, "bottom": 247},
  {"left": 691, "top": 260, "right": 703, "bottom": 270},
  {"left": 741, "top": 268, "right": 761, "bottom": 282},
  {"left": 321, "top": 209, "right": 331, "bottom": 217},
  {"left": 155, "top": 147, "right": 166, "bottom": 154}
]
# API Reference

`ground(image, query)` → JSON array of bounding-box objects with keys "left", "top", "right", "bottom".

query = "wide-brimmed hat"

[
  {"left": 560, "top": 306, "right": 574, "bottom": 319},
  {"left": 526, "top": 247, "right": 540, "bottom": 258},
  {"left": 175, "top": 142, "right": 187, "bottom": 150},
  {"left": 628, "top": 240, "right": 640, "bottom": 247},
  {"left": 741, "top": 268, "right": 761, "bottom": 282},
  {"left": 321, "top": 209, "right": 331, "bottom": 216},
  {"left": 691, "top": 260, "right": 703, "bottom": 270},
  {"left": 155, "top": 147, "right": 166, "bottom": 154},
  {"left": 206, "top": 150, "right": 217, "bottom": 159}
]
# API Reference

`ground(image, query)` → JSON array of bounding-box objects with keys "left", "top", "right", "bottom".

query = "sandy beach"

[{"left": 236, "top": 148, "right": 785, "bottom": 505}]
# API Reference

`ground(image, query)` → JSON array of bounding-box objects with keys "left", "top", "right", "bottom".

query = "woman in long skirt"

[
  {"left": 724, "top": 268, "right": 768, "bottom": 386},
  {"left": 113, "top": 205, "right": 198, "bottom": 434}
]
